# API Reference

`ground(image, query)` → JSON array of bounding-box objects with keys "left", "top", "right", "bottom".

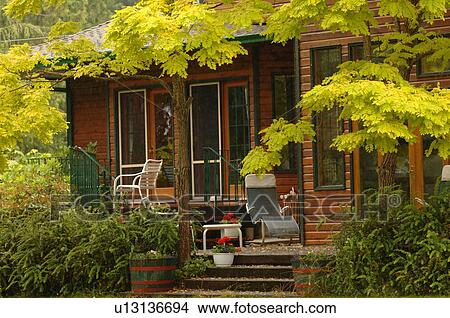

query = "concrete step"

[
  {"left": 201, "top": 254, "right": 294, "bottom": 266},
  {"left": 155, "top": 289, "right": 297, "bottom": 298},
  {"left": 205, "top": 265, "right": 293, "bottom": 279},
  {"left": 184, "top": 277, "right": 294, "bottom": 292}
]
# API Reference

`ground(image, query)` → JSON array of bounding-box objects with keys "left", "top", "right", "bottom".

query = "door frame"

[{"left": 189, "top": 82, "right": 223, "bottom": 197}]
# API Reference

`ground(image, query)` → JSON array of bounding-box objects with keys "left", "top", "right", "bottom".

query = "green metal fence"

[{"left": 27, "top": 147, "right": 110, "bottom": 197}]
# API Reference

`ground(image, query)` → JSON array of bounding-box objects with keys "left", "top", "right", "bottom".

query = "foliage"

[
  {"left": 0, "top": 207, "right": 179, "bottom": 297},
  {"left": 242, "top": 0, "right": 450, "bottom": 175},
  {"left": 0, "top": 1, "right": 136, "bottom": 51},
  {"left": 321, "top": 193, "right": 450, "bottom": 297},
  {"left": 175, "top": 257, "right": 212, "bottom": 280},
  {"left": 0, "top": 45, "right": 67, "bottom": 170},
  {"left": 241, "top": 118, "right": 315, "bottom": 175},
  {"left": 211, "top": 236, "right": 239, "bottom": 254},
  {"left": 292, "top": 253, "right": 335, "bottom": 269},
  {"left": 0, "top": 150, "right": 69, "bottom": 216},
  {"left": 302, "top": 61, "right": 450, "bottom": 157}
]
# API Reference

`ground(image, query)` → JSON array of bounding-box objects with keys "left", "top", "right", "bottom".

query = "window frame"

[
  {"left": 271, "top": 72, "right": 297, "bottom": 173},
  {"left": 417, "top": 55, "right": 450, "bottom": 78},
  {"left": 310, "top": 45, "right": 346, "bottom": 190}
]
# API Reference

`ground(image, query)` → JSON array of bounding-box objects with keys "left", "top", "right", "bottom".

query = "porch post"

[
  {"left": 252, "top": 46, "right": 261, "bottom": 146},
  {"left": 294, "top": 39, "right": 305, "bottom": 245}
]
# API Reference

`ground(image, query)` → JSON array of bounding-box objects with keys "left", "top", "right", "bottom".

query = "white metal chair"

[{"left": 113, "top": 159, "right": 163, "bottom": 206}]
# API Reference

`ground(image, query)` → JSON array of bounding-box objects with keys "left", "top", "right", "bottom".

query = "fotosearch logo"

[{"left": 50, "top": 191, "right": 404, "bottom": 223}]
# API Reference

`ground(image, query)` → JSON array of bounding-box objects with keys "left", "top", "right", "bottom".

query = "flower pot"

[
  {"left": 129, "top": 256, "right": 177, "bottom": 294},
  {"left": 222, "top": 227, "right": 240, "bottom": 238},
  {"left": 213, "top": 253, "right": 235, "bottom": 267}
]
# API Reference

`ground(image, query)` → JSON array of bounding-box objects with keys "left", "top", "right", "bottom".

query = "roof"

[{"left": 33, "top": 22, "right": 267, "bottom": 56}]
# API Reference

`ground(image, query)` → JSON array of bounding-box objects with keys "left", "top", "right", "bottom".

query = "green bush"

[
  {"left": 323, "top": 193, "right": 450, "bottom": 297},
  {"left": 175, "top": 257, "right": 212, "bottom": 280},
  {"left": 0, "top": 151, "right": 69, "bottom": 216},
  {"left": 0, "top": 208, "right": 179, "bottom": 297}
]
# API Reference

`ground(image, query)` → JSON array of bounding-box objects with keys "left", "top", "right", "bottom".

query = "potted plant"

[
  {"left": 220, "top": 212, "right": 241, "bottom": 237},
  {"left": 129, "top": 250, "right": 178, "bottom": 294},
  {"left": 212, "top": 236, "right": 240, "bottom": 267}
]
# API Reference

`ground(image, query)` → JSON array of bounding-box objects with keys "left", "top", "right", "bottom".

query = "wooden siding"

[{"left": 69, "top": 5, "right": 450, "bottom": 245}]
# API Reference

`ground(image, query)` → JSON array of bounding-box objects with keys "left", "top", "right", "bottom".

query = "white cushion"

[
  {"left": 245, "top": 174, "right": 276, "bottom": 188},
  {"left": 442, "top": 165, "right": 450, "bottom": 182}
]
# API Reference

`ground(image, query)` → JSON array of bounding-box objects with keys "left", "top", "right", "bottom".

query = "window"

[
  {"left": 348, "top": 42, "right": 384, "bottom": 63},
  {"left": 311, "top": 46, "right": 345, "bottom": 189},
  {"left": 228, "top": 85, "right": 250, "bottom": 162},
  {"left": 273, "top": 74, "right": 296, "bottom": 171},
  {"left": 418, "top": 55, "right": 450, "bottom": 76},
  {"left": 314, "top": 107, "right": 345, "bottom": 188},
  {"left": 311, "top": 46, "right": 342, "bottom": 85}
]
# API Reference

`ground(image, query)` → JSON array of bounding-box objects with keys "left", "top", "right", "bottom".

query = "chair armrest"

[
  {"left": 281, "top": 206, "right": 290, "bottom": 215},
  {"left": 132, "top": 174, "right": 141, "bottom": 186},
  {"left": 113, "top": 172, "right": 143, "bottom": 194},
  {"left": 246, "top": 203, "right": 254, "bottom": 213}
]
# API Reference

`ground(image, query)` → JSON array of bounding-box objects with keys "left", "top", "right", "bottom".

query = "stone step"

[
  {"left": 184, "top": 277, "right": 294, "bottom": 292},
  {"left": 203, "top": 254, "right": 294, "bottom": 266},
  {"left": 205, "top": 265, "right": 293, "bottom": 279}
]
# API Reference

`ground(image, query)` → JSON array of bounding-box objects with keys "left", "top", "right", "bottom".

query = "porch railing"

[
  {"left": 27, "top": 147, "right": 111, "bottom": 197},
  {"left": 203, "top": 147, "right": 245, "bottom": 207},
  {"left": 69, "top": 146, "right": 111, "bottom": 196}
]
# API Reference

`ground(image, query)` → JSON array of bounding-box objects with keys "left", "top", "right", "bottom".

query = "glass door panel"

[
  {"left": 152, "top": 91, "right": 174, "bottom": 191},
  {"left": 190, "top": 83, "right": 221, "bottom": 197},
  {"left": 423, "top": 137, "right": 443, "bottom": 195},
  {"left": 118, "top": 90, "right": 147, "bottom": 176}
]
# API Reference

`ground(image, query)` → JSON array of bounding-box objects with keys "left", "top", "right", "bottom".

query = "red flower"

[
  {"left": 217, "top": 236, "right": 232, "bottom": 245},
  {"left": 223, "top": 213, "right": 235, "bottom": 221}
]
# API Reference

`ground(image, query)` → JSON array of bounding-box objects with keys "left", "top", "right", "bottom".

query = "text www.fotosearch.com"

[
  {"left": 198, "top": 302, "right": 336, "bottom": 315},
  {"left": 114, "top": 301, "right": 337, "bottom": 315}
]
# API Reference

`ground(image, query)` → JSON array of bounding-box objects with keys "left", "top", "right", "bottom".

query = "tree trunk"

[
  {"left": 172, "top": 74, "right": 192, "bottom": 264},
  {"left": 378, "top": 152, "right": 397, "bottom": 190}
]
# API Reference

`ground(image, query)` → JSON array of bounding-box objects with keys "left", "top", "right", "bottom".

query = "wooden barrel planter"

[
  {"left": 291, "top": 254, "right": 334, "bottom": 295},
  {"left": 129, "top": 256, "right": 177, "bottom": 294}
]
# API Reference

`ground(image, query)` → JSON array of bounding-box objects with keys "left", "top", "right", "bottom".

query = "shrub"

[
  {"left": 175, "top": 257, "right": 213, "bottom": 280},
  {"left": 323, "top": 193, "right": 450, "bottom": 297},
  {"left": 0, "top": 151, "right": 69, "bottom": 216},
  {"left": 0, "top": 207, "right": 179, "bottom": 297}
]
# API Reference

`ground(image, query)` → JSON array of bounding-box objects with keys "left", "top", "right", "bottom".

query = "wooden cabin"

[{"left": 37, "top": 2, "right": 450, "bottom": 245}]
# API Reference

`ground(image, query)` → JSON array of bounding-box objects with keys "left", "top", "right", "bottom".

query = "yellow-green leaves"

[
  {"left": 102, "top": 0, "right": 266, "bottom": 79},
  {"left": 48, "top": 20, "right": 80, "bottom": 40},
  {"left": 301, "top": 61, "right": 450, "bottom": 157},
  {"left": 0, "top": 44, "right": 67, "bottom": 170},
  {"left": 4, "top": 0, "right": 65, "bottom": 19},
  {"left": 241, "top": 119, "right": 315, "bottom": 176}
]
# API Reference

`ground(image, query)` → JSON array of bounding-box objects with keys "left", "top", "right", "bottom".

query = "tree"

[
  {"left": 242, "top": 0, "right": 450, "bottom": 193},
  {"left": 2, "top": 0, "right": 272, "bottom": 263},
  {"left": 0, "top": 44, "right": 67, "bottom": 169}
]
